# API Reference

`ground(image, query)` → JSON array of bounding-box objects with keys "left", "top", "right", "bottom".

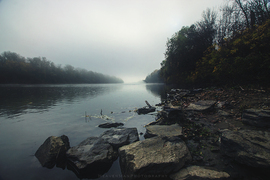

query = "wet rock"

[
  {"left": 144, "top": 124, "right": 183, "bottom": 139},
  {"left": 170, "top": 166, "right": 230, "bottom": 180},
  {"left": 242, "top": 109, "right": 270, "bottom": 128},
  {"left": 137, "top": 107, "right": 156, "bottom": 114},
  {"left": 66, "top": 137, "right": 118, "bottom": 179},
  {"left": 35, "top": 135, "right": 70, "bottom": 169},
  {"left": 100, "top": 127, "right": 139, "bottom": 149},
  {"left": 185, "top": 100, "right": 217, "bottom": 112},
  {"left": 118, "top": 136, "right": 191, "bottom": 179},
  {"left": 221, "top": 130, "right": 270, "bottom": 168},
  {"left": 98, "top": 122, "right": 124, "bottom": 128}
]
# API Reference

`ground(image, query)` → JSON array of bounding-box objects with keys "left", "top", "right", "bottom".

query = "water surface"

[{"left": 0, "top": 83, "right": 166, "bottom": 180}]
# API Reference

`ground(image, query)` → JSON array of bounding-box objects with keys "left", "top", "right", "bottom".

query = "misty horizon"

[{"left": 0, "top": 0, "right": 225, "bottom": 83}]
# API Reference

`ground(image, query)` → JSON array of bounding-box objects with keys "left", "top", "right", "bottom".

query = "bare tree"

[
  {"left": 216, "top": 2, "right": 242, "bottom": 44},
  {"left": 234, "top": 0, "right": 251, "bottom": 28},
  {"left": 215, "top": 0, "right": 270, "bottom": 45},
  {"left": 248, "top": 0, "right": 270, "bottom": 25}
]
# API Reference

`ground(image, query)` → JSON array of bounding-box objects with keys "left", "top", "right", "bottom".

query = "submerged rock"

[
  {"left": 98, "top": 122, "right": 124, "bottom": 128},
  {"left": 221, "top": 130, "right": 270, "bottom": 169},
  {"left": 144, "top": 124, "right": 183, "bottom": 139},
  {"left": 66, "top": 137, "right": 118, "bottom": 179},
  {"left": 170, "top": 166, "right": 230, "bottom": 180},
  {"left": 35, "top": 135, "right": 70, "bottom": 169},
  {"left": 100, "top": 127, "right": 139, "bottom": 149},
  {"left": 242, "top": 109, "right": 270, "bottom": 128},
  {"left": 185, "top": 100, "right": 216, "bottom": 112},
  {"left": 118, "top": 136, "right": 191, "bottom": 180}
]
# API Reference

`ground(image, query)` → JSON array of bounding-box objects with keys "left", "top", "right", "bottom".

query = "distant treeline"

[
  {"left": 155, "top": 0, "right": 270, "bottom": 87},
  {"left": 0, "top": 51, "right": 124, "bottom": 84},
  {"left": 144, "top": 69, "right": 163, "bottom": 83}
]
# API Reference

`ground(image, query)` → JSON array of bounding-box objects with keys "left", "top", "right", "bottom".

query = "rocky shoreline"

[{"left": 35, "top": 87, "right": 270, "bottom": 180}]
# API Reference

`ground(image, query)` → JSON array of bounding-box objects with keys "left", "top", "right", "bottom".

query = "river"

[{"left": 0, "top": 83, "right": 166, "bottom": 180}]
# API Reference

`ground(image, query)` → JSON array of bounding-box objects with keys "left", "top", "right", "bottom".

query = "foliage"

[
  {"left": 0, "top": 52, "right": 124, "bottom": 84},
  {"left": 157, "top": 0, "right": 270, "bottom": 87},
  {"left": 193, "top": 19, "right": 270, "bottom": 86},
  {"left": 160, "top": 8, "right": 217, "bottom": 84}
]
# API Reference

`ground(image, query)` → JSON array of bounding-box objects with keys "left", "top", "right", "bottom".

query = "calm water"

[{"left": 0, "top": 83, "right": 166, "bottom": 180}]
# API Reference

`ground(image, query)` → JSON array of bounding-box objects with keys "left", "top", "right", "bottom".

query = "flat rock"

[
  {"left": 100, "top": 127, "right": 139, "bottom": 149},
  {"left": 98, "top": 122, "right": 124, "bottom": 128},
  {"left": 185, "top": 100, "right": 216, "bottom": 112},
  {"left": 118, "top": 136, "right": 192, "bottom": 179},
  {"left": 218, "top": 110, "right": 232, "bottom": 117},
  {"left": 242, "top": 109, "right": 270, "bottom": 128},
  {"left": 144, "top": 124, "right": 183, "bottom": 139},
  {"left": 221, "top": 130, "right": 270, "bottom": 168},
  {"left": 170, "top": 166, "right": 230, "bottom": 180},
  {"left": 35, "top": 135, "right": 70, "bottom": 169},
  {"left": 66, "top": 137, "right": 118, "bottom": 179},
  {"left": 167, "top": 89, "right": 191, "bottom": 100}
]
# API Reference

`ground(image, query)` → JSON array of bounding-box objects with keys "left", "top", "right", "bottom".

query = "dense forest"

[
  {"left": 156, "top": 0, "right": 270, "bottom": 87},
  {"left": 0, "top": 51, "right": 124, "bottom": 84}
]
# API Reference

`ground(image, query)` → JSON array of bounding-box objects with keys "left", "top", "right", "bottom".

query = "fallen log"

[{"left": 137, "top": 101, "right": 156, "bottom": 115}]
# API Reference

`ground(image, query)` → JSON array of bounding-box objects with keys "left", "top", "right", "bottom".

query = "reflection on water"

[
  {"left": 0, "top": 83, "right": 165, "bottom": 180},
  {"left": 145, "top": 83, "right": 167, "bottom": 100},
  {"left": 0, "top": 84, "right": 122, "bottom": 118}
]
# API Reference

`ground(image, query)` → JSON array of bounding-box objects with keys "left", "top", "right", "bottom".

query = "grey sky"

[{"left": 0, "top": 0, "right": 225, "bottom": 83}]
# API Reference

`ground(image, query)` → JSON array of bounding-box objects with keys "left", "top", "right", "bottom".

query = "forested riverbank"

[
  {"left": 0, "top": 51, "right": 124, "bottom": 84},
  {"left": 145, "top": 0, "right": 270, "bottom": 87}
]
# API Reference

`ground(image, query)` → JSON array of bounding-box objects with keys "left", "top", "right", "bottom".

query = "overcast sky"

[{"left": 0, "top": 0, "right": 225, "bottom": 83}]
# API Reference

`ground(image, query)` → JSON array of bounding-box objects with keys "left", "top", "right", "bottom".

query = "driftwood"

[
  {"left": 137, "top": 101, "right": 156, "bottom": 114},
  {"left": 145, "top": 101, "right": 152, "bottom": 108}
]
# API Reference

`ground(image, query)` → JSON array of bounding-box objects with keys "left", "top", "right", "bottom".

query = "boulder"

[
  {"left": 242, "top": 109, "right": 270, "bottom": 128},
  {"left": 99, "top": 127, "right": 139, "bottom": 149},
  {"left": 144, "top": 124, "right": 183, "bottom": 139},
  {"left": 66, "top": 137, "right": 118, "bottom": 179},
  {"left": 221, "top": 130, "right": 270, "bottom": 168},
  {"left": 66, "top": 127, "right": 139, "bottom": 179},
  {"left": 162, "top": 105, "right": 184, "bottom": 120},
  {"left": 35, "top": 135, "right": 70, "bottom": 169},
  {"left": 118, "top": 136, "right": 192, "bottom": 179},
  {"left": 170, "top": 166, "right": 230, "bottom": 180},
  {"left": 185, "top": 100, "right": 216, "bottom": 112},
  {"left": 98, "top": 122, "right": 124, "bottom": 128}
]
